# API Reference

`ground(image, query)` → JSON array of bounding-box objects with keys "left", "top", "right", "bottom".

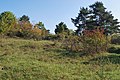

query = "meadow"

[{"left": 0, "top": 38, "right": 120, "bottom": 80}]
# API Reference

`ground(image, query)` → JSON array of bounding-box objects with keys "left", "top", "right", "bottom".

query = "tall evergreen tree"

[
  {"left": 71, "top": 7, "right": 90, "bottom": 35},
  {"left": 71, "top": 1, "right": 120, "bottom": 35}
]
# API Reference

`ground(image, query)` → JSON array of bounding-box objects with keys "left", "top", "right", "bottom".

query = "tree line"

[
  {"left": 0, "top": 1, "right": 120, "bottom": 54},
  {"left": 0, "top": 1, "right": 119, "bottom": 39},
  {"left": 0, "top": 2, "right": 120, "bottom": 35}
]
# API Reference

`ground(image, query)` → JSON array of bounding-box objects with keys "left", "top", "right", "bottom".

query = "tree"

[
  {"left": 71, "top": 7, "right": 91, "bottom": 35},
  {"left": 0, "top": 11, "right": 16, "bottom": 34},
  {"left": 71, "top": 1, "right": 120, "bottom": 35},
  {"left": 69, "top": 29, "right": 75, "bottom": 35},
  {"left": 55, "top": 22, "right": 69, "bottom": 34},
  {"left": 35, "top": 22, "right": 49, "bottom": 36},
  {"left": 19, "top": 15, "right": 30, "bottom": 22},
  {"left": 89, "top": 2, "right": 119, "bottom": 35},
  {"left": 35, "top": 22, "right": 46, "bottom": 30}
]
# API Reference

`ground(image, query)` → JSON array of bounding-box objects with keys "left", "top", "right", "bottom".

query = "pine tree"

[{"left": 71, "top": 1, "right": 120, "bottom": 35}]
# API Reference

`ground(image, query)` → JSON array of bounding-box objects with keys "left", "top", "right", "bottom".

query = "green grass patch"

[{"left": 0, "top": 38, "right": 120, "bottom": 80}]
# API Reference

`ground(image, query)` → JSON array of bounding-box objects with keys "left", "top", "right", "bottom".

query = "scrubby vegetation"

[
  {"left": 0, "top": 1, "right": 120, "bottom": 80},
  {"left": 111, "top": 34, "right": 120, "bottom": 45},
  {"left": 0, "top": 38, "right": 120, "bottom": 80}
]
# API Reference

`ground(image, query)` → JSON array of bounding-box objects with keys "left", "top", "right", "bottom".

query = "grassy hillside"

[{"left": 0, "top": 38, "right": 120, "bottom": 80}]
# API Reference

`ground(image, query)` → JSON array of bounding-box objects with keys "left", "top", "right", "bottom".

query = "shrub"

[
  {"left": 61, "top": 35, "right": 83, "bottom": 52},
  {"left": 0, "top": 11, "right": 16, "bottom": 34},
  {"left": 29, "top": 27, "right": 42, "bottom": 40},
  {"left": 7, "top": 21, "right": 32, "bottom": 38},
  {"left": 111, "top": 34, "right": 120, "bottom": 45},
  {"left": 7, "top": 21, "right": 49, "bottom": 40},
  {"left": 82, "top": 29, "right": 108, "bottom": 54},
  {"left": 108, "top": 47, "right": 120, "bottom": 54},
  {"left": 44, "top": 34, "right": 58, "bottom": 40},
  {"left": 62, "top": 28, "right": 108, "bottom": 55}
]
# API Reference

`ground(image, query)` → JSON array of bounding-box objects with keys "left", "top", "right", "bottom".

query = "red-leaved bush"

[
  {"left": 62, "top": 27, "right": 108, "bottom": 55},
  {"left": 82, "top": 28, "right": 107, "bottom": 54}
]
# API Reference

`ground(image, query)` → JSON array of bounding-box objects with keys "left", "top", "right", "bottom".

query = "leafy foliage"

[
  {"left": 62, "top": 35, "right": 83, "bottom": 52},
  {"left": 62, "top": 28, "right": 108, "bottom": 54},
  {"left": 35, "top": 22, "right": 49, "bottom": 36},
  {"left": 29, "top": 27, "right": 43, "bottom": 40},
  {"left": 16, "top": 21, "right": 33, "bottom": 38},
  {"left": 0, "top": 11, "right": 16, "bottom": 34},
  {"left": 82, "top": 28, "right": 107, "bottom": 54},
  {"left": 7, "top": 20, "right": 49, "bottom": 40}
]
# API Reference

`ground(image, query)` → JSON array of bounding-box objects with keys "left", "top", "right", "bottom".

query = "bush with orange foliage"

[
  {"left": 7, "top": 21, "right": 49, "bottom": 40},
  {"left": 61, "top": 27, "right": 108, "bottom": 55},
  {"left": 29, "top": 27, "right": 42, "bottom": 40},
  {"left": 82, "top": 28, "right": 107, "bottom": 54}
]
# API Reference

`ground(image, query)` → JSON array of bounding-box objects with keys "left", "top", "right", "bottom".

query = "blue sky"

[{"left": 0, "top": 0, "right": 120, "bottom": 33}]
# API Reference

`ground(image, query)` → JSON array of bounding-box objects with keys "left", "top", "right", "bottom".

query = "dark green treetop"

[
  {"left": 71, "top": 1, "right": 120, "bottom": 35},
  {"left": 19, "top": 15, "right": 30, "bottom": 22},
  {"left": 55, "top": 22, "right": 69, "bottom": 34}
]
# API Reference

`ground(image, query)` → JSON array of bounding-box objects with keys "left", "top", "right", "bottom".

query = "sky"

[{"left": 0, "top": 0, "right": 120, "bottom": 33}]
